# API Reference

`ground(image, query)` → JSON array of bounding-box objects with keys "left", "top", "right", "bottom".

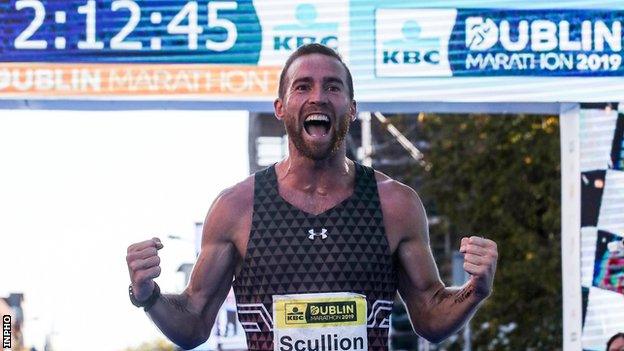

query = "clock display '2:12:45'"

[{"left": 13, "top": 0, "right": 238, "bottom": 51}]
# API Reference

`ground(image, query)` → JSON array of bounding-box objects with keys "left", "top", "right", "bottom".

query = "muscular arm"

[
  {"left": 379, "top": 178, "right": 497, "bottom": 343},
  {"left": 146, "top": 240, "right": 237, "bottom": 349},
  {"left": 129, "top": 179, "right": 252, "bottom": 350}
]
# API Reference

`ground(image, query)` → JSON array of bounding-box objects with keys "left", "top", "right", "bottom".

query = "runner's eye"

[
  {"left": 326, "top": 85, "right": 340, "bottom": 92},
  {"left": 295, "top": 84, "right": 310, "bottom": 91}
]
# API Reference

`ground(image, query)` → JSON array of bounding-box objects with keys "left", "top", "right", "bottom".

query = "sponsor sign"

[
  {"left": 4, "top": 1, "right": 624, "bottom": 101},
  {"left": 0, "top": 63, "right": 280, "bottom": 98},
  {"left": 0, "top": 0, "right": 347, "bottom": 99},
  {"left": 254, "top": 1, "right": 348, "bottom": 66},
  {"left": 375, "top": 8, "right": 624, "bottom": 77},
  {"left": 273, "top": 292, "right": 367, "bottom": 351},
  {"left": 375, "top": 9, "right": 455, "bottom": 77}
]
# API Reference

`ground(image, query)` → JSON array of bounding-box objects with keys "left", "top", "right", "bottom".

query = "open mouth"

[{"left": 303, "top": 114, "right": 331, "bottom": 137}]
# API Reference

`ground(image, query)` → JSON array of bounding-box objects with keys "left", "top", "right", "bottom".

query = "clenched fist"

[
  {"left": 126, "top": 237, "right": 164, "bottom": 302},
  {"left": 459, "top": 236, "right": 498, "bottom": 299}
]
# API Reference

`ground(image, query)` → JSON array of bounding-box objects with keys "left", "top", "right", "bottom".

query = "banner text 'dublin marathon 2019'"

[
  {"left": 2, "top": 1, "right": 624, "bottom": 101},
  {"left": 375, "top": 9, "right": 624, "bottom": 77}
]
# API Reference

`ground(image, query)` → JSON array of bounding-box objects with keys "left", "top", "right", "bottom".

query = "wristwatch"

[{"left": 128, "top": 283, "right": 161, "bottom": 311}]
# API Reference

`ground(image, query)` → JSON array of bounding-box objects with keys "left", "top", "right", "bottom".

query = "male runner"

[
  {"left": 608, "top": 333, "right": 624, "bottom": 351},
  {"left": 126, "top": 43, "right": 498, "bottom": 351}
]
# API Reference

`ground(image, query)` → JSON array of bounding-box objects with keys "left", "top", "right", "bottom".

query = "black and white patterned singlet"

[{"left": 233, "top": 163, "right": 398, "bottom": 351}]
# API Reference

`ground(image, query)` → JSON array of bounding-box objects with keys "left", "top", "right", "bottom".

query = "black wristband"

[{"left": 128, "top": 283, "right": 161, "bottom": 311}]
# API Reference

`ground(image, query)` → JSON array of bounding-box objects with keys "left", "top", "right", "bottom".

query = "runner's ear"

[{"left": 274, "top": 98, "right": 284, "bottom": 121}]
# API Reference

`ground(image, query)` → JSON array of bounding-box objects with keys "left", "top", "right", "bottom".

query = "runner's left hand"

[{"left": 459, "top": 236, "right": 498, "bottom": 299}]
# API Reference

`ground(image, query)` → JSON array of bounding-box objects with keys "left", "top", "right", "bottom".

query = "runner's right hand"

[{"left": 126, "top": 237, "right": 164, "bottom": 301}]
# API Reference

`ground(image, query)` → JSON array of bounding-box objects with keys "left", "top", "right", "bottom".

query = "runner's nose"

[{"left": 308, "top": 85, "right": 328, "bottom": 105}]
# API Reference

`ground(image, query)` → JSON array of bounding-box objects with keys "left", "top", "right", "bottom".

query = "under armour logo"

[{"left": 308, "top": 228, "right": 328, "bottom": 240}]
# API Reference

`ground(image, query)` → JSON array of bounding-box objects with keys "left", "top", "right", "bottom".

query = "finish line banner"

[
  {"left": 3, "top": 1, "right": 624, "bottom": 101},
  {"left": 375, "top": 8, "right": 624, "bottom": 77},
  {"left": 0, "top": 63, "right": 280, "bottom": 97},
  {"left": 0, "top": 0, "right": 348, "bottom": 99}
]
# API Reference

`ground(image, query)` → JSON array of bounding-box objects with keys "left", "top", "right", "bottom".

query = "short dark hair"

[
  {"left": 608, "top": 333, "right": 624, "bottom": 349},
  {"left": 278, "top": 43, "right": 354, "bottom": 100}
]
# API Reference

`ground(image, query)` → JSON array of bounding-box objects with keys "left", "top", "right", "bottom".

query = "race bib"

[{"left": 273, "top": 292, "right": 368, "bottom": 351}]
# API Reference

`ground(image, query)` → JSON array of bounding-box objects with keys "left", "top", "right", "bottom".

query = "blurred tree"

[
  {"left": 406, "top": 114, "right": 562, "bottom": 350},
  {"left": 123, "top": 339, "right": 176, "bottom": 351}
]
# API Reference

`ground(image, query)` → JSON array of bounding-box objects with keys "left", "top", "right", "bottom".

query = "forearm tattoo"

[
  {"left": 162, "top": 294, "right": 191, "bottom": 314},
  {"left": 454, "top": 288, "right": 474, "bottom": 304}
]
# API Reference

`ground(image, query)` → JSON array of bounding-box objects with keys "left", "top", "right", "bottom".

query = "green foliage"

[{"left": 412, "top": 114, "right": 562, "bottom": 350}]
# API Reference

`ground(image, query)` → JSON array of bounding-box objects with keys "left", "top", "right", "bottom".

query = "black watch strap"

[{"left": 129, "top": 283, "right": 161, "bottom": 311}]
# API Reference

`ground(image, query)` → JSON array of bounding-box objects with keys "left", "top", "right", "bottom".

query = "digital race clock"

[{"left": 0, "top": 0, "right": 261, "bottom": 63}]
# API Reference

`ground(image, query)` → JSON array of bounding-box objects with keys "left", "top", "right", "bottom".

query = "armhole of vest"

[
  {"left": 235, "top": 166, "right": 273, "bottom": 279},
  {"left": 357, "top": 162, "right": 376, "bottom": 191},
  {"left": 252, "top": 165, "right": 275, "bottom": 206},
  {"left": 361, "top": 163, "right": 396, "bottom": 260}
]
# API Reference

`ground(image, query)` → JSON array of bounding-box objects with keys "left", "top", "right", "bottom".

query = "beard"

[{"left": 284, "top": 112, "right": 351, "bottom": 161}]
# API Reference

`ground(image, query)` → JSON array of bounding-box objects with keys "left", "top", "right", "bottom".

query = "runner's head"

[
  {"left": 278, "top": 44, "right": 354, "bottom": 101},
  {"left": 274, "top": 44, "right": 356, "bottom": 160},
  {"left": 607, "top": 333, "right": 624, "bottom": 351}
]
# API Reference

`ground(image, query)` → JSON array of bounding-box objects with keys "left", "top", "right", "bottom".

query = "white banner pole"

[{"left": 559, "top": 103, "right": 582, "bottom": 351}]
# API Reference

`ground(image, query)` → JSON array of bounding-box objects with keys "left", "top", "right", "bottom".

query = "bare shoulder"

[
  {"left": 211, "top": 175, "right": 254, "bottom": 217},
  {"left": 374, "top": 170, "right": 424, "bottom": 217},
  {"left": 202, "top": 175, "right": 254, "bottom": 247},
  {"left": 374, "top": 170, "right": 428, "bottom": 251}
]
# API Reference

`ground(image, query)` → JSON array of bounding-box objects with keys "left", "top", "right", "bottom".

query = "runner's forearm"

[
  {"left": 407, "top": 285, "right": 485, "bottom": 343},
  {"left": 146, "top": 293, "right": 211, "bottom": 349}
]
